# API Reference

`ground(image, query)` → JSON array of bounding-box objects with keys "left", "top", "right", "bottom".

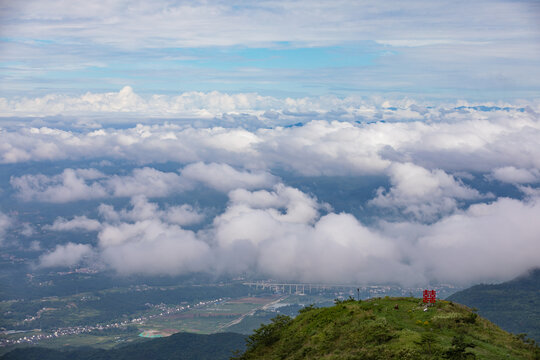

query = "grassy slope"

[
  {"left": 235, "top": 297, "right": 539, "bottom": 360},
  {"left": 447, "top": 269, "right": 540, "bottom": 342}
]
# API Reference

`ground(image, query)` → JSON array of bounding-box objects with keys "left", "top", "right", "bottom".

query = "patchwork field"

[{"left": 138, "top": 296, "right": 283, "bottom": 334}]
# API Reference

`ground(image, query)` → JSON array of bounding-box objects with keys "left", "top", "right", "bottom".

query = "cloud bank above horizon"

[{"left": 1, "top": 89, "right": 539, "bottom": 287}]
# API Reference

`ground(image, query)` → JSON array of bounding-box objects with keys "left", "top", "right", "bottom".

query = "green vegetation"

[
  {"left": 447, "top": 268, "right": 540, "bottom": 342},
  {"left": 0, "top": 332, "right": 246, "bottom": 360},
  {"left": 234, "top": 297, "right": 539, "bottom": 359}
]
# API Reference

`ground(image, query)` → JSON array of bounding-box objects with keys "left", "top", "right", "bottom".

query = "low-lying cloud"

[
  {"left": 5, "top": 92, "right": 540, "bottom": 286},
  {"left": 39, "top": 243, "right": 94, "bottom": 268},
  {"left": 384, "top": 195, "right": 540, "bottom": 285},
  {"left": 11, "top": 163, "right": 277, "bottom": 203},
  {"left": 44, "top": 216, "right": 102, "bottom": 232},
  {"left": 490, "top": 166, "right": 540, "bottom": 184},
  {"left": 11, "top": 168, "right": 108, "bottom": 203},
  {"left": 38, "top": 186, "right": 540, "bottom": 286},
  {"left": 2, "top": 100, "right": 539, "bottom": 181},
  {"left": 370, "top": 162, "right": 486, "bottom": 221},
  {"left": 181, "top": 162, "right": 278, "bottom": 192}
]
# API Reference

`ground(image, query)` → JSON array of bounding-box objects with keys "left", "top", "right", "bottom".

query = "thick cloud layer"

[
  {"left": 2, "top": 87, "right": 540, "bottom": 119},
  {"left": 209, "top": 185, "right": 412, "bottom": 284},
  {"left": 38, "top": 187, "right": 540, "bottom": 286},
  {"left": 3, "top": 92, "right": 540, "bottom": 286},
  {"left": 382, "top": 195, "right": 540, "bottom": 285},
  {"left": 2, "top": 94, "right": 540, "bottom": 178},
  {"left": 370, "top": 162, "right": 485, "bottom": 221},
  {"left": 40, "top": 188, "right": 413, "bottom": 283}
]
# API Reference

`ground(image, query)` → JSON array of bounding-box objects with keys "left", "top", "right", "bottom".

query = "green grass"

[{"left": 235, "top": 297, "right": 540, "bottom": 359}]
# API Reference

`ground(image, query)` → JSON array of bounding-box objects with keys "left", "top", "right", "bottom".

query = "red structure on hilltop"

[{"left": 423, "top": 290, "right": 436, "bottom": 303}]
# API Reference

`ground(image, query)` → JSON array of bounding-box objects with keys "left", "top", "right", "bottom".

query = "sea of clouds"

[{"left": 1, "top": 88, "right": 540, "bottom": 286}]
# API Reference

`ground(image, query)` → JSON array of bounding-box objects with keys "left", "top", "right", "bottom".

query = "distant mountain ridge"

[
  {"left": 447, "top": 268, "right": 540, "bottom": 342},
  {"left": 0, "top": 332, "right": 246, "bottom": 360}
]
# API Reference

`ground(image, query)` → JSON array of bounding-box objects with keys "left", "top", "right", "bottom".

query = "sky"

[
  {"left": 1, "top": 0, "right": 540, "bottom": 99},
  {"left": 1, "top": 0, "right": 540, "bottom": 287}
]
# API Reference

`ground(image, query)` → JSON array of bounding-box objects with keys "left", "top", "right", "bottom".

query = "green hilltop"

[{"left": 233, "top": 297, "right": 539, "bottom": 360}]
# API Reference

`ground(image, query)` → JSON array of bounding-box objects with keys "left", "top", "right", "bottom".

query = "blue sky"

[{"left": 1, "top": 0, "right": 539, "bottom": 100}]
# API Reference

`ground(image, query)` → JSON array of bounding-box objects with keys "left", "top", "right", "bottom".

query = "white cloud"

[
  {"left": 0, "top": 87, "right": 281, "bottom": 118},
  {"left": 2, "top": 88, "right": 539, "bottom": 121},
  {"left": 106, "top": 167, "right": 191, "bottom": 198},
  {"left": 518, "top": 185, "right": 540, "bottom": 198},
  {"left": 39, "top": 242, "right": 94, "bottom": 268},
  {"left": 103, "top": 195, "right": 205, "bottom": 226},
  {"left": 95, "top": 197, "right": 210, "bottom": 275},
  {"left": 44, "top": 216, "right": 102, "bottom": 232},
  {"left": 490, "top": 166, "right": 540, "bottom": 184},
  {"left": 211, "top": 188, "right": 413, "bottom": 283},
  {"left": 0, "top": 1, "right": 538, "bottom": 101},
  {"left": 2, "top": 1, "right": 537, "bottom": 52},
  {"left": 407, "top": 196, "right": 540, "bottom": 285},
  {"left": 3, "top": 91, "right": 540, "bottom": 286},
  {"left": 370, "top": 163, "right": 484, "bottom": 221},
  {"left": 98, "top": 219, "right": 211, "bottom": 276},
  {"left": 81, "top": 186, "right": 414, "bottom": 283},
  {"left": 164, "top": 204, "right": 205, "bottom": 227},
  {"left": 11, "top": 168, "right": 107, "bottom": 203},
  {"left": 31, "top": 183, "right": 540, "bottom": 286},
  {"left": 38, "top": 197, "right": 207, "bottom": 273},
  {"left": 227, "top": 184, "right": 322, "bottom": 225},
  {"left": 3, "top": 98, "right": 539, "bottom": 182},
  {"left": 181, "top": 162, "right": 278, "bottom": 192},
  {"left": 10, "top": 163, "right": 278, "bottom": 203}
]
